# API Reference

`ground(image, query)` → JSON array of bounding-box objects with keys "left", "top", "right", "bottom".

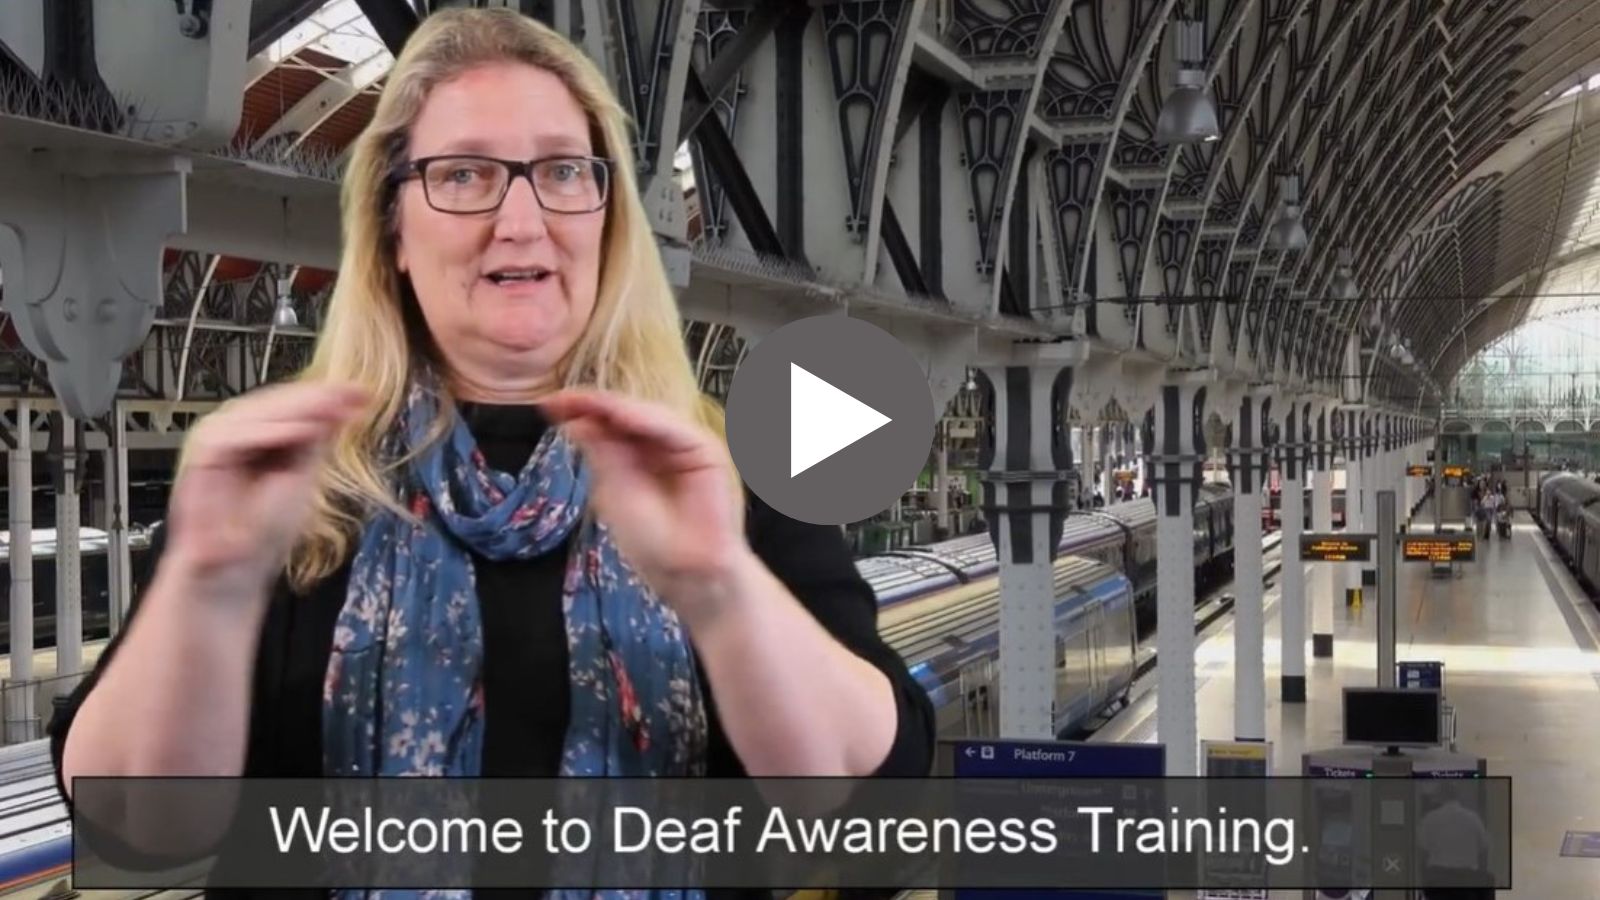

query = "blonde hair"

[{"left": 271, "top": 7, "right": 721, "bottom": 591}]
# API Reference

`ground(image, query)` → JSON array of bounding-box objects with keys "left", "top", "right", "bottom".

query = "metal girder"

[
  {"left": 249, "top": 0, "right": 331, "bottom": 56},
  {"left": 247, "top": 0, "right": 370, "bottom": 87},
  {"left": 1223, "top": 0, "right": 1374, "bottom": 367},
  {"left": 607, "top": 0, "right": 696, "bottom": 179},
  {"left": 1259, "top": 0, "right": 1409, "bottom": 303},
  {"left": 818, "top": 0, "right": 921, "bottom": 272},
  {"left": 1155, "top": 0, "right": 1260, "bottom": 349},
  {"left": 6, "top": 0, "right": 1586, "bottom": 423},
  {"left": 352, "top": 0, "right": 420, "bottom": 56},
  {"left": 686, "top": 7, "right": 748, "bottom": 247},
  {"left": 1294, "top": 9, "right": 1453, "bottom": 332},
  {"left": 0, "top": 30, "right": 42, "bottom": 87},
  {"left": 684, "top": 67, "right": 790, "bottom": 261},
  {"left": 1172, "top": 0, "right": 1315, "bottom": 358},
  {"left": 1329, "top": 2, "right": 1518, "bottom": 290},
  {"left": 251, "top": 42, "right": 391, "bottom": 153},
  {"left": 1380, "top": 173, "right": 1501, "bottom": 305},
  {"left": 677, "top": 1, "right": 799, "bottom": 145},
  {"left": 928, "top": 0, "right": 1077, "bottom": 320},
  {"left": 1038, "top": 0, "right": 1177, "bottom": 312}
]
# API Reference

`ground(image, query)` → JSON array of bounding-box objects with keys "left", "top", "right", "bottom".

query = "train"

[
  {"left": 1263, "top": 484, "right": 1348, "bottom": 531},
  {"left": 1535, "top": 472, "right": 1600, "bottom": 589},
  {"left": 0, "top": 527, "right": 155, "bottom": 655},
  {"left": 0, "top": 484, "right": 1251, "bottom": 746},
  {"left": 0, "top": 485, "right": 1267, "bottom": 896},
  {"left": 862, "top": 483, "right": 1253, "bottom": 740}
]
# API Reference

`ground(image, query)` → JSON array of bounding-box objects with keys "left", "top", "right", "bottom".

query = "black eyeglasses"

[{"left": 391, "top": 154, "right": 612, "bottom": 215}]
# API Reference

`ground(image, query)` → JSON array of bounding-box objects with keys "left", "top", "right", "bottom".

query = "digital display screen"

[
  {"left": 1343, "top": 688, "right": 1441, "bottom": 746},
  {"left": 1300, "top": 533, "right": 1372, "bottom": 562},
  {"left": 1406, "top": 465, "right": 1431, "bottom": 476},
  {"left": 1402, "top": 536, "right": 1476, "bottom": 563},
  {"left": 1442, "top": 465, "right": 1469, "bottom": 478}
]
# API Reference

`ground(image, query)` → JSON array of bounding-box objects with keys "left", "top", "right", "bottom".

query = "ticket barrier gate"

[{"left": 1302, "top": 747, "right": 1494, "bottom": 900}]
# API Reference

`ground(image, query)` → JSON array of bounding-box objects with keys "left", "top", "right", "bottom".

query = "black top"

[{"left": 48, "top": 403, "right": 935, "bottom": 896}]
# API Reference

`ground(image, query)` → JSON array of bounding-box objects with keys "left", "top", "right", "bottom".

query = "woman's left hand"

[{"left": 540, "top": 388, "right": 751, "bottom": 616}]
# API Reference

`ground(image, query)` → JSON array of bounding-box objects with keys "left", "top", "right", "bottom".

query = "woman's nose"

[{"left": 494, "top": 175, "right": 550, "bottom": 240}]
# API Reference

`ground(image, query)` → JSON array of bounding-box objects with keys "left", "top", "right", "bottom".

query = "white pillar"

[
  {"left": 1280, "top": 398, "right": 1308, "bottom": 702},
  {"left": 1343, "top": 410, "right": 1364, "bottom": 610},
  {"left": 1154, "top": 379, "right": 1205, "bottom": 775},
  {"left": 1230, "top": 393, "right": 1268, "bottom": 741},
  {"left": 1401, "top": 424, "right": 1413, "bottom": 520},
  {"left": 54, "top": 413, "right": 82, "bottom": 681},
  {"left": 1388, "top": 417, "right": 1401, "bottom": 520},
  {"left": 1360, "top": 413, "right": 1378, "bottom": 589},
  {"left": 6, "top": 401, "right": 34, "bottom": 743},
  {"left": 1312, "top": 406, "right": 1335, "bottom": 659},
  {"left": 981, "top": 358, "right": 1076, "bottom": 739},
  {"left": 1078, "top": 425, "right": 1095, "bottom": 507},
  {"left": 105, "top": 403, "right": 131, "bottom": 635},
  {"left": 1100, "top": 425, "right": 1114, "bottom": 507},
  {"left": 1382, "top": 416, "right": 1395, "bottom": 511}
]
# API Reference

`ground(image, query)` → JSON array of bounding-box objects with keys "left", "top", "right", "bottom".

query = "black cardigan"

[{"left": 48, "top": 403, "right": 935, "bottom": 896}]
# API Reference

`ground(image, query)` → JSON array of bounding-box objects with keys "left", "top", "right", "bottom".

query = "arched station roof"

[{"left": 9, "top": 0, "right": 1600, "bottom": 414}]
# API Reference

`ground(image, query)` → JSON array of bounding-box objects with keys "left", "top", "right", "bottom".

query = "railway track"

[{"left": 0, "top": 739, "right": 203, "bottom": 900}]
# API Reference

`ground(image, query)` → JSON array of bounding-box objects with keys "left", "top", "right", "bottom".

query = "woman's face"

[{"left": 395, "top": 61, "right": 606, "bottom": 399}]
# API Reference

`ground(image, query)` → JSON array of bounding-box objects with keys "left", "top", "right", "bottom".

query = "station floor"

[{"left": 1094, "top": 505, "right": 1600, "bottom": 898}]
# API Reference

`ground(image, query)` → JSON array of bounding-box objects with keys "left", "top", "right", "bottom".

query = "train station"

[{"left": 0, "top": 1, "right": 1597, "bottom": 898}]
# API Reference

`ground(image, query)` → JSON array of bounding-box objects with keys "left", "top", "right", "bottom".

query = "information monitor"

[{"left": 1342, "top": 687, "right": 1442, "bottom": 748}]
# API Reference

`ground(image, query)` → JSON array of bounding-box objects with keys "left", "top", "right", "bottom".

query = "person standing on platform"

[{"left": 49, "top": 6, "right": 934, "bottom": 892}]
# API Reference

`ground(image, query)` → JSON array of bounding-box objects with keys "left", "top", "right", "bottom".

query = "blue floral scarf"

[{"left": 321, "top": 380, "right": 708, "bottom": 897}]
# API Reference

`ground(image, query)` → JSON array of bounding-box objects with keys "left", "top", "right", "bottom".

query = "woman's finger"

[
  {"left": 227, "top": 380, "right": 369, "bottom": 426},
  {"left": 541, "top": 389, "right": 711, "bottom": 455},
  {"left": 565, "top": 416, "right": 725, "bottom": 480},
  {"left": 187, "top": 420, "right": 344, "bottom": 470}
]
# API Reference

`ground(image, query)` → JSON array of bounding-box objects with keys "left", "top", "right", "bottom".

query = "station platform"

[{"left": 1095, "top": 505, "right": 1600, "bottom": 897}]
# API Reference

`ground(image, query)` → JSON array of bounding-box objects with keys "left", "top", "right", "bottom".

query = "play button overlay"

[
  {"left": 726, "top": 315, "right": 935, "bottom": 526},
  {"left": 789, "top": 363, "right": 891, "bottom": 476}
]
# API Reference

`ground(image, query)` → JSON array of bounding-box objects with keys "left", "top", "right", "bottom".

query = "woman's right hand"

[{"left": 163, "top": 381, "right": 368, "bottom": 596}]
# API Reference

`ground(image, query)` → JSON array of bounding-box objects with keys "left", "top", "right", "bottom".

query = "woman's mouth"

[{"left": 485, "top": 267, "right": 553, "bottom": 285}]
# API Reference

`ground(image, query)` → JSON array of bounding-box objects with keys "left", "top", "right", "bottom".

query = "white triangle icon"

[{"left": 790, "top": 362, "right": 892, "bottom": 477}]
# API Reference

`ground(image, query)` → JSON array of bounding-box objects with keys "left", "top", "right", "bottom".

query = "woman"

[{"left": 50, "top": 5, "right": 934, "bottom": 881}]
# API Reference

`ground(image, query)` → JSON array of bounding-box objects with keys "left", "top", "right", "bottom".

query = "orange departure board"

[
  {"left": 1442, "top": 465, "right": 1470, "bottom": 478},
  {"left": 1401, "top": 536, "right": 1476, "bottom": 563},
  {"left": 1406, "top": 465, "right": 1431, "bottom": 476},
  {"left": 1300, "top": 533, "right": 1373, "bottom": 562}
]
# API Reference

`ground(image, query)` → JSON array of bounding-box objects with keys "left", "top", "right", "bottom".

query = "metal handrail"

[{"left": 0, "top": 671, "right": 85, "bottom": 745}]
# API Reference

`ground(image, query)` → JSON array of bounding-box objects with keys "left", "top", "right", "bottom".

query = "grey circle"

[{"left": 726, "top": 315, "right": 936, "bottom": 526}]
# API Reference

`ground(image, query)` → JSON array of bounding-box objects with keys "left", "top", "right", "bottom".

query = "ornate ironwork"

[
  {"left": 957, "top": 87, "right": 1030, "bottom": 277},
  {"left": 1192, "top": 236, "right": 1229, "bottom": 350},
  {"left": 608, "top": 0, "right": 687, "bottom": 176},
  {"left": 1224, "top": 260, "right": 1251, "bottom": 353},
  {"left": 1044, "top": 141, "right": 1109, "bottom": 300},
  {"left": 688, "top": 8, "right": 750, "bottom": 244},
  {"left": 1157, "top": 216, "right": 1194, "bottom": 335},
  {"left": 949, "top": 0, "right": 1063, "bottom": 58},
  {"left": 1038, "top": 0, "right": 1164, "bottom": 123},
  {"left": 820, "top": 0, "right": 915, "bottom": 239},
  {"left": 1108, "top": 183, "right": 1161, "bottom": 319}
]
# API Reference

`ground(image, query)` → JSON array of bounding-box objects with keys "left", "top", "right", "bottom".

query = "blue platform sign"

[
  {"left": 947, "top": 739, "right": 1164, "bottom": 900},
  {"left": 948, "top": 738, "right": 1165, "bottom": 778},
  {"left": 1397, "top": 660, "right": 1443, "bottom": 691}
]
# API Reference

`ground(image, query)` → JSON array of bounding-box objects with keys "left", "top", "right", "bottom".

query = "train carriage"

[{"left": 858, "top": 489, "right": 1244, "bottom": 742}]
